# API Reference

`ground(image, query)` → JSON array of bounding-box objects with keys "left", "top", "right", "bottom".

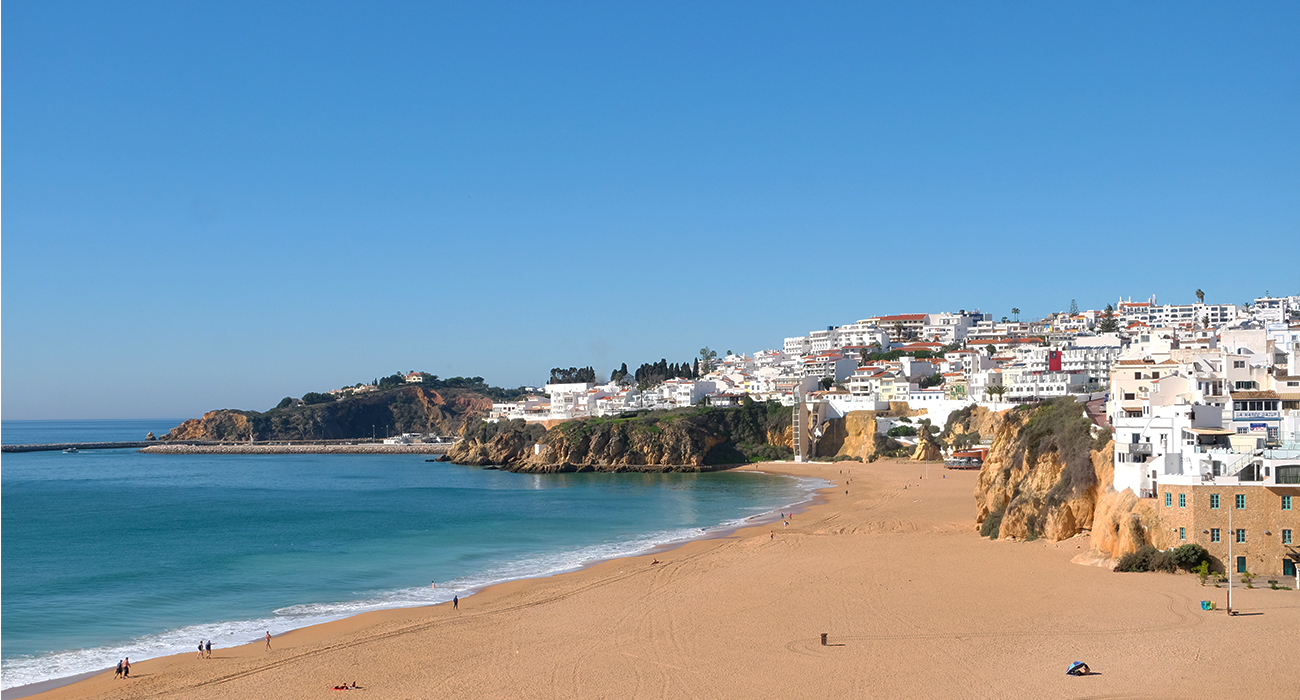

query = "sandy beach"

[{"left": 17, "top": 458, "right": 1300, "bottom": 700}]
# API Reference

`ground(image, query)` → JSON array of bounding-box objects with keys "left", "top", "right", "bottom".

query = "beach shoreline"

[
  {"left": 17, "top": 458, "right": 1300, "bottom": 699},
  {"left": 4, "top": 462, "right": 825, "bottom": 698}
]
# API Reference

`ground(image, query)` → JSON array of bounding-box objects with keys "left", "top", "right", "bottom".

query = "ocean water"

[
  {"left": 0, "top": 420, "right": 818, "bottom": 690},
  {"left": 2, "top": 419, "right": 185, "bottom": 445}
]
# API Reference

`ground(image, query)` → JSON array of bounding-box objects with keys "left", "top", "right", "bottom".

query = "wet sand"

[{"left": 19, "top": 459, "right": 1300, "bottom": 700}]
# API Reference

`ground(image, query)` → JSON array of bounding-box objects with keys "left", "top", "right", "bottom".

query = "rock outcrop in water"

[{"left": 448, "top": 401, "right": 793, "bottom": 472}]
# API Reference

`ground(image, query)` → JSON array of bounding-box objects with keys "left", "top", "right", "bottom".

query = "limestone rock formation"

[
  {"left": 448, "top": 403, "right": 792, "bottom": 472},
  {"left": 973, "top": 398, "right": 1115, "bottom": 543},
  {"left": 910, "top": 438, "right": 942, "bottom": 462},
  {"left": 817, "top": 407, "right": 926, "bottom": 462}
]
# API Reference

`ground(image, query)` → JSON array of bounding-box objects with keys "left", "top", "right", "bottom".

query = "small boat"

[{"left": 62, "top": 447, "right": 80, "bottom": 454}]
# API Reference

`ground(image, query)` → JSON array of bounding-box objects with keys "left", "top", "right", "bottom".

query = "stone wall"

[{"left": 1154, "top": 484, "right": 1300, "bottom": 577}]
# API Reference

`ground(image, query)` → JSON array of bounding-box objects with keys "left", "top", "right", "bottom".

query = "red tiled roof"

[{"left": 877, "top": 314, "right": 927, "bottom": 322}]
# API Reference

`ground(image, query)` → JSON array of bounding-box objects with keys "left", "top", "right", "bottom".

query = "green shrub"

[
  {"left": 1116, "top": 545, "right": 1159, "bottom": 572},
  {"left": 1170, "top": 544, "right": 1210, "bottom": 570},
  {"left": 1149, "top": 550, "right": 1178, "bottom": 573},
  {"left": 980, "top": 508, "right": 1005, "bottom": 539},
  {"left": 1195, "top": 560, "right": 1211, "bottom": 585},
  {"left": 887, "top": 425, "right": 917, "bottom": 437}
]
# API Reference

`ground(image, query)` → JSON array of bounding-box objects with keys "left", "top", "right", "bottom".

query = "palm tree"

[
  {"left": 1195, "top": 289, "right": 1205, "bottom": 304},
  {"left": 1012, "top": 308, "right": 1021, "bottom": 321}
]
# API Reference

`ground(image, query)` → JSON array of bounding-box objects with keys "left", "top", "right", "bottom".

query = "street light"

[{"left": 1206, "top": 502, "right": 1236, "bottom": 615}]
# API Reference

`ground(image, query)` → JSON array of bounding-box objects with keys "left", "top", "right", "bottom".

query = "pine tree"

[{"left": 1098, "top": 304, "right": 1119, "bottom": 332}]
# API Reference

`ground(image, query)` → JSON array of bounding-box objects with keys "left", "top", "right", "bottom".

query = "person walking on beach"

[
  {"left": 265, "top": 631, "right": 272, "bottom": 650},
  {"left": 122, "top": 657, "right": 131, "bottom": 678},
  {"left": 198, "top": 641, "right": 205, "bottom": 659},
  {"left": 453, "top": 595, "right": 459, "bottom": 610},
  {"left": 205, "top": 640, "right": 212, "bottom": 659},
  {"left": 115, "top": 659, "right": 123, "bottom": 679}
]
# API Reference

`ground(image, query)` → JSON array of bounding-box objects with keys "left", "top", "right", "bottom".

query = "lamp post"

[{"left": 1227, "top": 500, "right": 1234, "bottom": 615}]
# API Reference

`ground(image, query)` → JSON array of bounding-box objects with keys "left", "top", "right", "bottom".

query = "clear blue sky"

[{"left": 4, "top": 2, "right": 1298, "bottom": 419}]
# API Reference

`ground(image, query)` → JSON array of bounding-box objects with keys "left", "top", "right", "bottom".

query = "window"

[
  {"left": 1210, "top": 494, "right": 1220, "bottom": 509},
  {"left": 1165, "top": 493, "right": 1172, "bottom": 507},
  {"left": 1179, "top": 527, "right": 1186, "bottom": 541},
  {"left": 1210, "top": 528, "right": 1221, "bottom": 543},
  {"left": 1235, "top": 494, "right": 1245, "bottom": 510},
  {"left": 1179, "top": 493, "right": 1186, "bottom": 508},
  {"left": 1284, "top": 530, "right": 1293, "bottom": 545},
  {"left": 1234, "top": 360, "right": 1245, "bottom": 369},
  {"left": 1284, "top": 495, "right": 1292, "bottom": 511},
  {"left": 1236, "top": 529, "right": 1246, "bottom": 543}
]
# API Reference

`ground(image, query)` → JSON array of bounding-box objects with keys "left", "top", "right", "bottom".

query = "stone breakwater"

[
  {"left": 140, "top": 443, "right": 453, "bottom": 455},
  {"left": 3, "top": 441, "right": 156, "bottom": 453}
]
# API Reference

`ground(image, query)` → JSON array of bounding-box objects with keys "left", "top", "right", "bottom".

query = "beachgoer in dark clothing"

[
  {"left": 453, "top": 595, "right": 459, "bottom": 610},
  {"left": 115, "top": 660, "right": 123, "bottom": 679},
  {"left": 198, "top": 641, "right": 205, "bottom": 658},
  {"left": 205, "top": 640, "right": 212, "bottom": 658}
]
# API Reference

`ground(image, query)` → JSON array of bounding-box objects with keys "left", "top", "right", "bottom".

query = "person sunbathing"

[{"left": 1066, "top": 661, "right": 1091, "bottom": 676}]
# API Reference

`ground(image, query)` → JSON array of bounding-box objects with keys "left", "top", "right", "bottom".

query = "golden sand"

[{"left": 23, "top": 459, "right": 1300, "bottom": 700}]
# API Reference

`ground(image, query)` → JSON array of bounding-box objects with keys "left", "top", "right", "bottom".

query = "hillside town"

[{"left": 484, "top": 293, "right": 1300, "bottom": 578}]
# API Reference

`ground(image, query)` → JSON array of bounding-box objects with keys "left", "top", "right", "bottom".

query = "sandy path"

[{"left": 21, "top": 459, "right": 1300, "bottom": 700}]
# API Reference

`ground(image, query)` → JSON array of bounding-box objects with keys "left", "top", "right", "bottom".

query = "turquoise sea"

[{"left": 0, "top": 420, "right": 818, "bottom": 690}]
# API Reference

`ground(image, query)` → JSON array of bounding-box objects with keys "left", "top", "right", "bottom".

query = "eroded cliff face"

[
  {"left": 1071, "top": 455, "right": 1169, "bottom": 566},
  {"left": 973, "top": 399, "right": 1115, "bottom": 543},
  {"left": 817, "top": 412, "right": 883, "bottom": 460},
  {"left": 817, "top": 405, "right": 926, "bottom": 461},
  {"left": 945, "top": 405, "right": 1008, "bottom": 442},
  {"left": 448, "top": 419, "right": 732, "bottom": 472},
  {"left": 167, "top": 411, "right": 256, "bottom": 441},
  {"left": 910, "top": 437, "right": 942, "bottom": 462},
  {"left": 163, "top": 387, "right": 492, "bottom": 441},
  {"left": 448, "top": 403, "right": 792, "bottom": 472}
]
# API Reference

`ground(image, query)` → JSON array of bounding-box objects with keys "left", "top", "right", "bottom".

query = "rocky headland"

[
  {"left": 162, "top": 386, "right": 493, "bottom": 442},
  {"left": 446, "top": 401, "right": 793, "bottom": 473}
]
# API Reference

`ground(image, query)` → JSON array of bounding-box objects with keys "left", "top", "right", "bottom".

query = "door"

[
  {"left": 1236, "top": 556, "right": 1246, "bottom": 574},
  {"left": 1285, "top": 559, "right": 1296, "bottom": 577}
]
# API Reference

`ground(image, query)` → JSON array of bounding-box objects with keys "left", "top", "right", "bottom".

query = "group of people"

[
  {"left": 114, "top": 657, "right": 130, "bottom": 679},
  {"left": 331, "top": 681, "right": 361, "bottom": 690},
  {"left": 196, "top": 640, "right": 213, "bottom": 658}
]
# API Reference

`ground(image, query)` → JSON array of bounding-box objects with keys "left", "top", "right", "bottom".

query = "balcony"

[{"left": 1128, "top": 443, "right": 1153, "bottom": 457}]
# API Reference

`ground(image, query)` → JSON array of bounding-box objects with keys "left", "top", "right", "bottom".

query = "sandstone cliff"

[
  {"left": 974, "top": 398, "right": 1116, "bottom": 543},
  {"left": 942, "top": 404, "right": 1008, "bottom": 443},
  {"left": 816, "top": 404, "right": 926, "bottom": 462},
  {"left": 164, "top": 386, "right": 493, "bottom": 442},
  {"left": 447, "top": 402, "right": 792, "bottom": 472}
]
